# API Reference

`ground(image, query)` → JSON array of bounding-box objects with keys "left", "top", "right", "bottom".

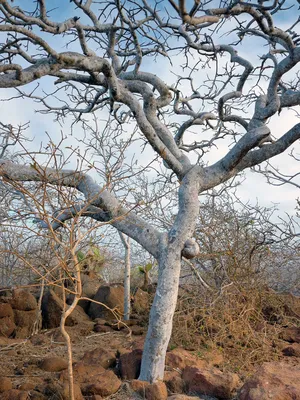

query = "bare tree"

[{"left": 0, "top": 0, "right": 300, "bottom": 382}]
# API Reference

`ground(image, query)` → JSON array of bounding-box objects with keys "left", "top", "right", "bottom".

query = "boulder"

[
  {"left": 60, "top": 362, "right": 121, "bottom": 397},
  {"left": 167, "top": 396, "right": 204, "bottom": 400},
  {"left": 11, "top": 289, "right": 37, "bottom": 311},
  {"left": 164, "top": 371, "right": 185, "bottom": 394},
  {"left": 165, "top": 348, "right": 207, "bottom": 371},
  {"left": 0, "top": 316, "right": 16, "bottom": 337},
  {"left": 282, "top": 342, "right": 300, "bottom": 357},
  {"left": 81, "top": 347, "right": 116, "bottom": 369},
  {"left": 145, "top": 381, "right": 168, "bottom": 400},
  {"left": 131, "top": 325, "right": 145, "bottom": 335},
  {"left": 130, "top": 380, "right": 149, "bottom": 394},
  {"left": 67, "top": 273, "right": 101, "bottom": 312},
  {"left": 280, "top": 327, "right": 300, "bottom": 343},
  {"left": 88, "top": 285, "right": 124, "bottom": 320},
  {"left": 14, "top": 309, "right": 37, "bottom": 338},
  {"left": 183, "top": 366, "right": 240, "bottom": 399},
  {"left": 132, "top": 288, "right": 149, "bottom": 314},
  {"left": 60, "top": 382, "right": 83, "bottom": 400},
  {"left": 82, "top": 370, "right": 121, "bottom": 397},
  {"left": 119, "top": 348, "right": 143, "bottom": 379},
  {"left": 18, "top": 382, "right": 36, "bottom": 391},
  {"left": 41, "top": 289, "right": 90, "bottom": 329},
  {"left": 39, "top": 356, "right": 68, "bottom": 372},
  {"left": 27, "top": 391, "right": 47, "bottom": 400},
  {"left": 0, "top": 303, "right": 14, "bottom": 319},
  {"left": 238, "top": 362, "right": 300, "bottom": 400},
  {"left": 94, "top": 324, "right": 112, "bottom": 333},
  {"left": 0, "top": 377, "right": 12, "bottom": 393},
  {"left": 0, "top": 390, "right": 29, "bottom": 400},
  {"left": 127, "top": 380, "right": 168, "bottom": 400},
  {"left": 43, "top": 382, "right": 82, "bottom": 400}
]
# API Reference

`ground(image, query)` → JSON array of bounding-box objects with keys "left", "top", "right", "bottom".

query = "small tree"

[{"left": 0, "top": 0, "right": 300, "bottom": 382}]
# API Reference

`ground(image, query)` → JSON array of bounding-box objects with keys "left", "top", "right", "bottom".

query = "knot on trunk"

[{"left": 182, "top": 238, "right": 200, "bottom": 259}]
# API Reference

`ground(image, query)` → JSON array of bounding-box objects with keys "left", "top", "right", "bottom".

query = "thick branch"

[{"left": 0, "top": 161, "right": 161, "bottom": 258}]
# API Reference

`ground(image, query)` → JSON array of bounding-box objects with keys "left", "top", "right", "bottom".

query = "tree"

[{"left": 0, "top": 0, "right": 300, "bottom": 383}]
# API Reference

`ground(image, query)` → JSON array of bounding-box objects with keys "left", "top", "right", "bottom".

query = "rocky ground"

[{"left": 0, "top": 282, "right": 299, "bottom": 399}]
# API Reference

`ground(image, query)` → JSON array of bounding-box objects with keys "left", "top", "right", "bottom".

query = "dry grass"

[{"left": 171, "top": 284, "right": 300, "bottom": 376}]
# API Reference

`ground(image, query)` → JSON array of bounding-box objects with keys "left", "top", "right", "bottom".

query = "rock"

[
  {"left": 238, "top": 361, "right": 300, "bottom": 400},
  {"left": 0, "top": 303, "right": 14, "bottom": 319},
  {"left": 18, "top": 382, "right": 36, "bottom": 391},
  {"left": 60, "top": 362, "right": 121, "bottom": 397},
  {"left": 11, "top": 289, "right": 37, "bottom": 311},
  {"left": 88, "top": 285, "right": 124, "bottom": 320},
  {"left": 130, "top": 380, "right": 149, "bottom": 394},
  {"left": 129, "top": 380, "right": 168, "bottom": 399},
  {"left": 131, "top": 325, "right": 145, "bottom": 335},
  {"left": 14, "top": 309, "right": 37, "bottom": 327},
  {"left": 0, "top": 390, "right": 29, "bottom": 400},
  {"left": 119, "top": 348, "right": 143, "bottom": 379},
  {"left": 30, "top": 334, "right": 50, "bottom": 346},
  {"left": 167, "top": 396, "right": 204, "bottom": 400},
  {"left": 0, "top": 316, "right": 16, "bottom": 337},
  {"left": 94, "top": 324, "right": 112, "bottom": 333},
  {"left": 0, "top": 377, "right": 12, "bottom": 392},
  {"left": 41, "top": 289, "right": 90, "bottom": 329},
  {"left": 43, "top": 382, "right": 82, "bottom": 400},
  {"left": 164, "top": 371, "right": 185, "bottom": 394},
  {"left": 105, "top": 319, "right": 126, "bottom": 331},
  {"left": 282, "top": 342, "right": 300, "bottom": 357},
  {"left": 280, "top": 327, "right": 300, "bottom": 343},
  {"left": 145, "top": 381, "right": 168, "bottom": 400},
  {"left": 132, "top": 288, "right": 149, "bottom": 314},
  {"left": 14, "top": 309, "right": 37, "bottom": 338},
  {"left": 60, "top": 382, "right": 83, "bottom": 400},
  {"left": 25, "top": 391, "right": 46, "bottom": 400},
  {"left": 40, "top": 356, "right": 68, "bottom": 372},
  {"left": 94, "top": 318, "right": 106, "bottom": 325},
  {"left": 67, "top": 273, "right": 101, "bottom": 312},
  {"left": 183, "top": 366, "right": 240, "bottom": 399},
  {"left": 82, "top": 370, "right": 121, "bottom": 397},
  {"left": 206, "top": 349, "right": 224, "bottom": 367},
  {"left": 165, "top": 348, "right": 207, "bottom": 371},
  {"left": 81, "top": 347, "right": 116, "bottom": 369}
]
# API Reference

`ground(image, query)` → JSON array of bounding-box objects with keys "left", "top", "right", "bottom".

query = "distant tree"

[{"left": 0, "top": 0, "right": 300, "bottom": 382}]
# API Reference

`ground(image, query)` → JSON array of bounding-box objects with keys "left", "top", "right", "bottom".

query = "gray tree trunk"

[
  {"left": 139, "top": 168, "right": 200, "bottom": 381},
  {"left": 119, "top": 232, "right": 131, "bottom": 321}
]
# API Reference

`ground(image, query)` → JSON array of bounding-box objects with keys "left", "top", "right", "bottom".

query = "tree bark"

[
  {"left": 139, "top": 168, "right": 200, "bottom": 382},
  {"left": 119, "top": 232, "right": 131, "bottom": 321}
]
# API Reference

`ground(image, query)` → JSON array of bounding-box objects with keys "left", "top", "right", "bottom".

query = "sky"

[{"left": 0, "top": 0, "right": 299, "bottom": 221}]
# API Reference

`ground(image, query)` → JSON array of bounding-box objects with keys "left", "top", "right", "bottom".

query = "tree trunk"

[
  {"left": 119, "top": 232, "right": 131, "bottom": 321},
  {"left": 139, "top": 169, "right": 200, "bottom": 382},
  {"left": 124, "top": 237, "right": 131, "bottom": 321},
  {"left": 138, "top": 240, "right": 182, "bottom": 382}
]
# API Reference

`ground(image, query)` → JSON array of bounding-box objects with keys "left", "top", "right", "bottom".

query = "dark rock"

[
  {"left": 88, "top": 285, "right": 124, "bottom": 320},
  {"left": 280, "top": 327, "right": 300, "bottom": 343},
  {"left": 119, "top": 348, "right": 143, "bottom": 380},
  {"left": 41, "top": 289, "right": 90, "bottom": 329},
  {"left": 81, "top": 347, "right": 116, "bottom": 369}
]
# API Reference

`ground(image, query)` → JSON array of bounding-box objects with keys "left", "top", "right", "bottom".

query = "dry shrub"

[{"left": 171, "top": 284, "right": 300, "bottom": 376}]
